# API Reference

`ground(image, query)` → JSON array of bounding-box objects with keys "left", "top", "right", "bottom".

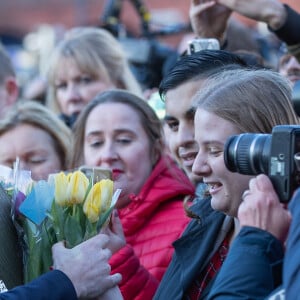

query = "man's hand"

[
  {"left": 52, "top": 233, "right": 122, "bottom": 299},
  {"left": 239, "top": 174, "right": 291, "bottom": 243}
]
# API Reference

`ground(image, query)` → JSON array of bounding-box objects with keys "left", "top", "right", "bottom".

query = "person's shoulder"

[{"left": 180, "top": 197, "right": 227, "bottom": 239}]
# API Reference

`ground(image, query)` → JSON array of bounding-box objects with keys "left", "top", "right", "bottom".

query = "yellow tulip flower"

[
  {"left": 83, "top": 179, "right": 113, "bottom": 223},
  {"left": 66, "top": 170, "right": 89, "bottom": 205},
  {"left": 52, "top": 172, "right": 69, "bottom": 206}
]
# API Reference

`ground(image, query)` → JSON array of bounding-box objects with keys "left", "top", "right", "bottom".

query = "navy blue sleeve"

[
  {"left": 0, "top": 270, "right": 77, "bottom": 300},
  {"left": 284, "top": 188, "right": 300, "bottom": 299},
  {"left": 207, "top": 227, "right": 284, "bottom": 300},
  {"left": 270, "top": 5, "right": 300, "bottom": 46}
]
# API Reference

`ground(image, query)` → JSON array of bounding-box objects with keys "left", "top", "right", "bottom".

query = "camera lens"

[{"left": 224, "top": 133, "right": 271, "bottom": 175}]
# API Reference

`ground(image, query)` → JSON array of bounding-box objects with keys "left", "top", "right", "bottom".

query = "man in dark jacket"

[{"left": 154, "top": 50, "right": 251, "bottom": 299}]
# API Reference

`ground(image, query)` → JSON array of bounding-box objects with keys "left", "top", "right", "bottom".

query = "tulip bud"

[
  {"left": 99, "top": 179, "right": 114, "bottom": 211},
  {"left": 66, "top": 171, "right": 89, "bottom": 205},
  {"left": 83, "top": 179, "right": 113, "bottom": 223},
  {"left": 52, "top": 172, "right": 69, "bottom": 206}
]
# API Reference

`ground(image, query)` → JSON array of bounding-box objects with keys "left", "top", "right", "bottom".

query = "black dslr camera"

[{"left": 224, "top": 125, "right": 300, "bottom": 203}]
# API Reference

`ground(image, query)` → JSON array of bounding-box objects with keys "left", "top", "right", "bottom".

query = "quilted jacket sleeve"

[{"left": 110, "top": 245, "right": 159, "bottom": 300}]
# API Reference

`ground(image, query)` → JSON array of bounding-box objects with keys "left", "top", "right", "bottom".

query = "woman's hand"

[{"left": 239, "top": 174, "right": 291, "bottom": 243}]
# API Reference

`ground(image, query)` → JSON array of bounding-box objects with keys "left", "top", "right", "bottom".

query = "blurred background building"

[{"left": 0, "top": 0, "right": 299, "bottom": 93}]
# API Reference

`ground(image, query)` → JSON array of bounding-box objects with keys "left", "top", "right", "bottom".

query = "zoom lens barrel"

[{"left": 224, "top": 133, "right": 271, "bottom": 175}]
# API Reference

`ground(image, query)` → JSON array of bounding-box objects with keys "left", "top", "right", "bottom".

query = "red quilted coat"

[{"left": 110, "top": 155, "right": 195, "bottom": 300}]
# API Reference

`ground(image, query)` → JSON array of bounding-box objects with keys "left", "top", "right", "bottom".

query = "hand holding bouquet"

[{"left": 14, "top": 169, "right": 120, "bottom": 283}]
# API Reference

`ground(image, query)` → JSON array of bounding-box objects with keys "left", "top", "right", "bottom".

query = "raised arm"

[
  {"left": 216, "top": 0, "right": 300, "bottom": 60},
  {"left": 216, "top": 0, "right": 287, "bottom": 30},
  {"left": 189, "top": 0, "right": 232, "bottom": 43}
]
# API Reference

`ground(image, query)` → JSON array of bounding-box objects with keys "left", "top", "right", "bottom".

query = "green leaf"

[
  {"left": 74, "top": 203, "right": 86, "bottom": 230},
  {"left": 46, "top": 200, "right": 66, "bottom": 241},
  {"left": 64, "top": 210, "right": 84, "bottom": 248},
  {"left": 22, "top": 219, "right": 45, "bottom": 283},
  {"left": 96, "top": 206, "right": 115, "bottom": 232},
  {"left": 84, "top": 220, "right": 97, "bottom": 241},
  {"left": 40, "top": 222, "right": 54, "bottom": 274}
]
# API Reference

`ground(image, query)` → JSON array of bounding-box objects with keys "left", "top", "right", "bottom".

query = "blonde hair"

[
  {"left": 46, "top": 26, "right": 142, "bottom": 114},
  {"left": 0, "top": 100, "right": 72, "bottom": 169},
  {"left": 193, "top": 68, "right": 299, "bottom": 133}
]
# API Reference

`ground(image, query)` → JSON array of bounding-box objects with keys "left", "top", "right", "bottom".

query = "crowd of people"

[{"left": 0, "top": 0, "right": 300, "bottom": 299}]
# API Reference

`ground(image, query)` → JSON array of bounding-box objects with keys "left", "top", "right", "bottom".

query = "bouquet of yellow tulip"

[{"left": 14, "top": 169, "right": 120, "bottom": 283}]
